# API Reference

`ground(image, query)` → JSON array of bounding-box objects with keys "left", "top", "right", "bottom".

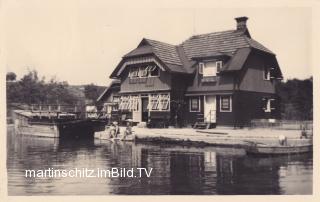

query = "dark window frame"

[
  {"left": 189, "top": 97, "right": 200, "bottom": 112},
  {"left": 220, "top": 95, "right": 232, "bottom": 112}
]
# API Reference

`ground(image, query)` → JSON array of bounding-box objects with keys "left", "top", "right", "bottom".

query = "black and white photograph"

[{"left": 2, "top": 0, "right": 317, "bottom": 199}]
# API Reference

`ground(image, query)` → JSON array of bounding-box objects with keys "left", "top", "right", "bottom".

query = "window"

[
  {"left": 189, "top": 97, "right": 200, "bottom": 112},
  {"left": 159, "top": 94, "right": 170, "bottom": 110},
  {"left": 148, "top": 93, "right": 170, "bottom": 111},
  {"left": 138, "top": 67, "right": 148, "bottom": 77},
  {"left": 148, "top": 94, "right": 159, "bottom": 110},
  {"left": 149, "top": 65, "right": 160, "bottom": 77},
  {"left": 129, "top": 65, "right": 160, "bottom": 79},
  {"left": 220, "top": 96, "right": 232, "bottom": 112},
  {"left": 199, "top": 63, "right": 204, "bottom": 74},
  {"left": 203, "top": 61, "right": 216, "bottom": 77},
  {"left": 263, "top": 67, "right": 270, "bottom": 80},
  {"left": 262, "top": 98, "right": 275, "bottom": 112},
  {"left": 119, "top": 95, "right": 140, "bottom": 111},
  {"left": 129, "top": 95, "right": 140, "bottom": 111},
  {"left": 119, "top": 96, "right": 130, "bottom": 110},
  {"left": 129, "top": 68, "right": 139, "bottom": 78},
  {"left": 201, "top": 61, "right": 222, "bottom": 77}
]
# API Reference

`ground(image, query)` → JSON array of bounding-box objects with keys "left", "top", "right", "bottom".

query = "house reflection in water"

[
  {"left": 124, "top": 143, "right": 286, "bottom": 195},
  {"left": 7, "top": 130, "right": 312, "bottom": 195}
]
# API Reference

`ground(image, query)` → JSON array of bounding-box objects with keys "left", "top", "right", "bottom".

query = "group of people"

[{"left": 108, "top": 120, "right": 133, "bottom": 140}]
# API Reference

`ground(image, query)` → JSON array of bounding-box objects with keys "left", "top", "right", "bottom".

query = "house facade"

[{"left": 98, "top": 17, "right": 283, "bottom": 128}]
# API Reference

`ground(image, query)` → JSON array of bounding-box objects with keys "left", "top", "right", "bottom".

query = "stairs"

[
  {"left": 193, "top": 113, "right": 216, "bottom": 129},
  {"left": 193, "top": 122, "right": 216, "bottom": 129}
]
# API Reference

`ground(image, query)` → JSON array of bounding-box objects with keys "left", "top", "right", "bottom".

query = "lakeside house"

[{"left": 97, "top": 17, "right": 283, "bottom": 128}]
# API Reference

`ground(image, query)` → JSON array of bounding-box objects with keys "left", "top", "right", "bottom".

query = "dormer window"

[
  {"left": 129, "top": 65, "right": 160, "bottom": 79},
  {"left": 263, "top": 67, "right": 271, "bottom": 80},
  {"left": 138, "top": 67, "right": 148, "bottom": 78},
  {"left": 129, "top": 68, "right": 139, "bottom": 78},
  {"left": 199, "top": 61, "right": 222, "bottom": 77},
  {"left": 149, "top": 65, "right": 160, "bottom": 77}
]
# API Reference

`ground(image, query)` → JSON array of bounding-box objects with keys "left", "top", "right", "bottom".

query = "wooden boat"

[
  {"left": 13, "top": 109, "right": 106, "bottom": 138},
  {"left": 245, "top": 141, "right": 313, "bottom": 155}
]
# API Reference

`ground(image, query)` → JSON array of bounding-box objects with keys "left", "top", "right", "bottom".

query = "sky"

[{"left": 3, "top": 0, "right": 313, "bottom": 86}]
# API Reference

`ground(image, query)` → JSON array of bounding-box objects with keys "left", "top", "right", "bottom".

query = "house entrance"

[
  {"left": 204, "top": 95, "right": 216, "bottom": 123},
  {"left": 141, "top": 97, "right": 149, "bottom": 122}
]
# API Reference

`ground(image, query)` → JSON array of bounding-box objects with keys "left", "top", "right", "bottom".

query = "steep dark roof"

[
  {"left": 181, "top": 30, "right": 273, "bottom": 60},
  {"left": 124, "top": 45, "right": 153, "bottom": 57},
  {"left": 96, "top": 79, "right": 120, "bottom": 102},
  {"left": 221, "top": 47, "right": 251, "bottom": 72},
  {"left": 125, "top": 38, "right": 183, "bottom": 66},
  {"left": 112, "top": 26, "right": 275, "bottom": 78}
]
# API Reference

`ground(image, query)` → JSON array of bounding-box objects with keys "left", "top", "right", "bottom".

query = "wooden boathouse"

[{"left": 97, "top": 17, "right": 283, "bottom": 128}]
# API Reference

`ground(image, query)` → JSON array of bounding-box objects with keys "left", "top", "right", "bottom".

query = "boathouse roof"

[{"left": 111, "top": 17, "right": 278, "bottom": 78}]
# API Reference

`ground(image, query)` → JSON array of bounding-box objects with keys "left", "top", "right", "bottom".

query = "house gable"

[
  {"left": 112, "top": 55, "right": 166, "bottom": 78},
  {"left": 238, "top": 49, "right": 281, "bottom": 93}
]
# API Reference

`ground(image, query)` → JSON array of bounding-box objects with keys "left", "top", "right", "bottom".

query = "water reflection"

[{"left": 7, "top": 126, "right": 312, "bottom": 195}]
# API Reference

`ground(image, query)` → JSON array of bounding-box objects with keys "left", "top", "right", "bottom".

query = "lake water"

[{"left": 7, "top": 126, "right": 312, "bottom": 195}]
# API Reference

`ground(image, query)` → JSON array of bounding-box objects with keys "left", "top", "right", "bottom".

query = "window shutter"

[
  {"left": 270, "top": 98, "right": 275, "bottom": 110},
  {"left": 216, "top": 61, "right": 222, "bottom": 72},
  {"left": 199, "top": 63, "right": 204, "bottom": 74},
  {"left": 261, "top": 98, "right": 267, "bottom": 110},
  {"left": 270, "top": 67, "right": 275, "bottom": 79}
]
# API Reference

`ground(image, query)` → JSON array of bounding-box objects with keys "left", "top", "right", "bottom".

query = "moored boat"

[
  {"left": 245, "top": 141, "right": 313, "bottom": 155},
  {"left": 13, "top": 109, "right": 106, "bottom": 138}
]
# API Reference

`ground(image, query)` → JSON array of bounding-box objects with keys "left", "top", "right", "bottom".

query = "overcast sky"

[{"left": 3, "top": 0, "right": 312, "bottom": 86}]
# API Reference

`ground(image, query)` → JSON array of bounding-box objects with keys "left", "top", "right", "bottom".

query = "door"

[
  {"left": 141, "top": 97, "right": 149, "bottom": 122},
  {"left": 132, "top": 97, "right": 142, "bottom": 122},
  {"left": 204, "top": 95, "right": 216, "bottom": 123}
]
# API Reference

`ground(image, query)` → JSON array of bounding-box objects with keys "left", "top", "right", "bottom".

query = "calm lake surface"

[{"left": 7, "top": 126, "right": 312, "bottom": 195}]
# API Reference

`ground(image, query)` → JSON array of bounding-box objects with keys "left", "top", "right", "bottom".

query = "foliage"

[
  {"left": 276, "top": 77, "right": 313, "bottom": 120},
  {"left": 6, "top": 72, "right": 17, "bottom": 81},
  {"left": 83, "top": 84, "right": 106, "bottom": 103},
  {"left": 6, "top": 70, "right": 84, "bottom": 106}
]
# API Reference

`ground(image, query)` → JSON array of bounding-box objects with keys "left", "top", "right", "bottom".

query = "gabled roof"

[
  {"left": 125, "top": 38, "right": 183, "bottom": 66},
  {"left": 96, "top": 79, "right": 120, "bottom": 102},
  {"left": 111, "top": 20, "right": 277, "bottom": 78},
  {"left": 181, "top": 30, "right": 273, "bottom": 60}
]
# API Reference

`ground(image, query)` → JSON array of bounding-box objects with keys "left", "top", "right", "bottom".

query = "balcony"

[{"left": 201, "top": 76, "right": 217, "bottom": 83}]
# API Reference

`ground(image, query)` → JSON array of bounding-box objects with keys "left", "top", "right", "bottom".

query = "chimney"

[{"left": 235, "top": 16, "right": 248, "bottom": 31}]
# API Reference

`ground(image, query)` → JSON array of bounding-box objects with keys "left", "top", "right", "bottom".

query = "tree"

[
  {"left": 84, "top": 84, "right": 105, "bottom": 103},
  {"left": 6, "top": 70, "right": 83, "bottom": 106},
  {"left": 276, "top": 77, "right": 313, "bottom": 120},
  {"left": 6, "top": 72, "right": 17, "bottom": 81}
]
